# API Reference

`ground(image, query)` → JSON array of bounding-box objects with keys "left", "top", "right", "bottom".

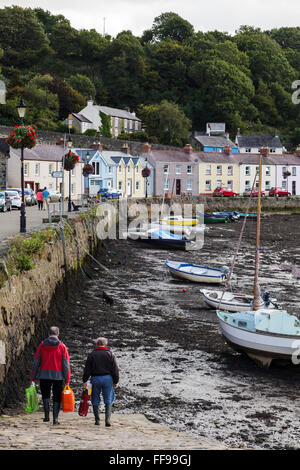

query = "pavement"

[{"left": 0, "top": 411, "right": 227, "bottom": 450}]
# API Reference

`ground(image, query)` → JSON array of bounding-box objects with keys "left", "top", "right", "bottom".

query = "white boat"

[
  {"left": 200, "top": 289, "right": 277, "bottom": 312},
  {"left": 217, "top": 309, "right": 300, "bottom": 367},
  {"left": 165, "top": 260, "right": 229, "bottom": 283},
  {"left": 123, "top": 228, "right": 195, "bottom": 250},
  {"left": 217, "top": 155, "right": 298, "bottom": 367}
]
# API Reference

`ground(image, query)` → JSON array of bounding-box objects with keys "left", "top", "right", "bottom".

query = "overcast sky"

[{"left": 1, "top": 0, "right": 300, "bottom": 37}]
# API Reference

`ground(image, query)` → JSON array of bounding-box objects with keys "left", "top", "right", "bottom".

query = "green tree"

[
  {"left": 138, "top": 100, "right": 191, "bottom": 146},
  {"left": 99, "top": 111, "right": 112, "bottom": 137},
  {"left": 68, "top": 74, "right": 96, "bottom": 100},
  {"left": 150, "top": 12, "right": 194, "bottom": 42}
]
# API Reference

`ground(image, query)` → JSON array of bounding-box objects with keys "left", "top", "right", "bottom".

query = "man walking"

[
  {"left": 31, "top": 326, "right": 71, "bottom": 425},
  {"left": 42, "top": 187, "right": 50, "bottom": 211},
  {"left": 82, "top": 337, "right": 119, "bottom": 427}
]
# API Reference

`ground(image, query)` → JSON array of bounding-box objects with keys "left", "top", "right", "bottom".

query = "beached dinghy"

[
  {"left": 200, "top": 289, "right": 277, "bottom": 312},
  {"left": 165, "top": 260, "right": 229, "bottom": 283},
  {"left": 124, "top": 228, "right": 195, "bottom": 250},
  {"left": 159, "top": 216, "right": 198, "bottom": 226}
]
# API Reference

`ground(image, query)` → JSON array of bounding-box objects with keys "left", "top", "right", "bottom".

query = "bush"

[
  {"left": 83, "top": 129, "right": 98, "bottom": 136},
  {"left": 15, "top": 253, "right": 34, "bottom": 272}
]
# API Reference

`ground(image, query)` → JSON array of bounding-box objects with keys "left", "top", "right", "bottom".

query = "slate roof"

[
  {"left": 142, "top": 150, "right": 194, "bottom": 163},
  {"left": 9, "top": 144, "right": 81, "bottom": 162},
  {"left": 99, "top": 106, "right": 141, "bottom": 121},
  {"left": 72, "top": 113, "right": 93, "bottom": 123},
  {"left": 192, "top": 135, "right": 236, "bottom": 148},
  {"left": 236, "top": 134, "right": 283, "bottom": 148}
]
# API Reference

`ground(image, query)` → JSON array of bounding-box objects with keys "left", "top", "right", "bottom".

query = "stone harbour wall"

[{"left": 0, "top": 216, "right": 98, "bottom": 410}]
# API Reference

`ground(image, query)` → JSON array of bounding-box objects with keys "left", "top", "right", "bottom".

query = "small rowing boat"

[{"left": 165, "top": 260, "right": 229, "bottom": 283}]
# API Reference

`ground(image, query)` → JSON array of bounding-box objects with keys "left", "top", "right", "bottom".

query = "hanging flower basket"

[
  {"left": 142, "top": 167, "right": 151, "bottom": 178},
  {"left": 6, "top": 125, "right": 37, "bottom": 149},
  {"left": 82, "top": 163, "right": 94, "bottom": 177},
  {"left": 283, "top": 170, "right": 291, "bottom": 178},
  {"left": 63, "top": 151, "right": 79, "bottom": 171}
]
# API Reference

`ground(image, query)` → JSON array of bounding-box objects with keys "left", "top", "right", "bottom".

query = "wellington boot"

[
  {"left": 105, "top": 404, "right": 112, "bottom": 427},
  {"left": 53, "top": 402, "right": 61, "bottom": 425},
  {"left": 43, "top": 399, "right": 50, "bottom": 422},
  {"left": 93, "top": 405, "right": 100, "bottom": 425}
]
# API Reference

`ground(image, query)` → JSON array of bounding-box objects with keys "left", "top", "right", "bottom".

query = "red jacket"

[{"left": 31, "top": 336, "right": 71, "bottom": 383}]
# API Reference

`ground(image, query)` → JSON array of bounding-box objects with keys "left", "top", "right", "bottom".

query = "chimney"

[
  {"left": 142, "top": 142, "right": 151, "bottom": 153},
  {"left": 56, "top": 137, "right": 64, "bottom": 146},
  {"left": 260, "top": 146, "right": 269, "bottom": 157},
  {"left": 237, "top": 128, "right": 240, "bottom": 135},
  {"left": 124, "top": 106, "right": 130, "bottom": 112},
  {"left": 183, "top": 143, "right": 193, "bottom": 155},
  {"left": 90, "top": 141, "right": 103, "bottom": 152},
  {"left": 87, "top": 97, "right": 93, "bottom": 107},
  {"left": 121, "top": 143, "right": 130, "bottom": 154},
  {"left": 224, "top": 145, "right": 232, "bottom": 155},
  {"left": 295, "top": 145, "right": 300, "bottom": 157}
]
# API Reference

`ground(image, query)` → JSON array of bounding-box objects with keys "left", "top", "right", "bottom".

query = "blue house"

[{"left": 191, "top": 134, "right": 239, "bottom": 154}]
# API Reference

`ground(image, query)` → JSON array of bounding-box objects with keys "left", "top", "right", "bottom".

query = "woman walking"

[{"left": 37, "top": 189, "right": 43, "bottom": 210}]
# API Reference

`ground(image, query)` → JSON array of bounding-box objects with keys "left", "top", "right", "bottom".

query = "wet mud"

[{"left": 50, "top": 214, "right": 300, "bottom": 449}]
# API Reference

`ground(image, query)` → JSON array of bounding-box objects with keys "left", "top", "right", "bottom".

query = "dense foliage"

[{"left": 0, "top": 7, "right": 300, "bottom": 148}]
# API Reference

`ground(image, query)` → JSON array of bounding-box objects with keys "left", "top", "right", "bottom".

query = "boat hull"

[
  {"left": 200, "top": 289, "right": 262, "bottom": 312},
  {"left": 166, "top": 262, "right": 227, "bottom": 283},
  {"left": 217, "top": 314, "right": 300, "bottom": 366}
]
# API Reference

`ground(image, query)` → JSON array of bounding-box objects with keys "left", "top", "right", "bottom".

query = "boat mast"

[{"left": 253, "top": 154, "right": 262, "bottom": 310}]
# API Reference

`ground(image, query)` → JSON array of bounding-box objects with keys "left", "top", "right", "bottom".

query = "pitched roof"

[
  {"left": 192, "top": 152, "right": 277, "bottom": 165},
  {"left": 268, "top": 154, "right": 300, "bottom": 165},
  {"left": 99, "top": 106, "right": 141, "bottom": 121},
  {"left": 9, "top": 144, "right": 81, "bottom": 162},
  {"left": 236, "top": 134, "right": 283, "bottom": 148},
  {"left": 193, "top": 135, "right": 236, "bottom": 148},
  {"left": 72, "top": 113, "right": 93, "bottom": 123},
  {"left": 142, "top": 150, "right": 194, "bottom": 163}
]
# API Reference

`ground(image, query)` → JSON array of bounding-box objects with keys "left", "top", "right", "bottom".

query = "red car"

[
  {"left": 213, "top": 187, "right": 239, "bottom": 197},
  {"left": 269, "top": 187, "right": 291, "bottom": 197},
  {"left": 243, "top": 189, "right": 265, "bottom": 197}
]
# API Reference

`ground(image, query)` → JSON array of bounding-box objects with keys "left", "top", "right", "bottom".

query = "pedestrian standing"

[
  {"left": 36, "top": 189, "right": 43, "bottom": 210},
  {"left": 31, "top": 326, "right": 71, "bottom": 425},
  {"left": 82, "top": 337, "right": 119, "bottom": 427},
  {"left": 42, "top": 187, "right": 50, "bottom": 211}
]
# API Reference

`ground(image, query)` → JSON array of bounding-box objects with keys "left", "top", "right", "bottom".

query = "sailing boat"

[{"left": 216, "top": 153, "right": 300, "bottom": 367}]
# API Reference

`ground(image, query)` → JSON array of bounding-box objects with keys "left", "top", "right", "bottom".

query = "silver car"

[{"left": 49, "top": 190, "right": 62, "bottom": 202}]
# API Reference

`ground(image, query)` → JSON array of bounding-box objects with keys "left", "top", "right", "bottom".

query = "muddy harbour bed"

[{"left": 16, "top": 214, "right": 300, "bottom": 449}]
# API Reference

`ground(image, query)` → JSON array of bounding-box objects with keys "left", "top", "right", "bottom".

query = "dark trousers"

[
  {"left": 38, "top": 200, "right": 43, "bottom": 210},
  {"left": 39, "top": 379, "right": 63, "bottom": 403}
]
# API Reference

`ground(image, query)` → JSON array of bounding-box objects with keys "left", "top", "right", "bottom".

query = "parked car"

[
  {"left": 0, "top": 191, "right": 12, "bottom": 212},
  {"left": 97, "top": 188, "right": 122, "bottom": 199},
  {"left": 5, "top": 190, "right": 22, "bottom": 209},
  {"left": 213, "top": 187, "right": 239, "bottom": 197},
  {"left": 8, "top": 187, "right": 35, "bottom": 206},
  {"left": 243, "top": 189, "right": 266, "bottom": 197},
  {"left": 49, "top": 190, "right": 62, "bottom": 202},
  {"left": 269, "top": 187, "right": 291, "bottom": 197}
]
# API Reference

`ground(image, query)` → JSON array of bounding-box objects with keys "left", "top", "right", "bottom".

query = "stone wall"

[
  {"left": 0, "top": 153, "right": 6, "bottom": 189},
  {"left": 0, "top": 216, "right": 98, "bottom": 410},
  {"left": 0, "top": 125, "right": 180, "bottom": 156}
]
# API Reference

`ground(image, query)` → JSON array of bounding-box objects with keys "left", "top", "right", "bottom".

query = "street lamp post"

[
  {"left": 86, "top": 151, "right": 90, "bottom": 199},
  {"left": 17, "top": 98, "right": 27, "bottom": 233},
  {"left": 67, "top": 135, "right": 72, "bottom": 212}
]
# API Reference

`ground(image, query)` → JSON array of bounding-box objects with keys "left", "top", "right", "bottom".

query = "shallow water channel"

[{"left": 61, "top": 214, "right": 300, "bottom": 450}]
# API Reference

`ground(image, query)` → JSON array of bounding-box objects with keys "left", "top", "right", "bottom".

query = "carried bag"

[
  {"left": 25, "top": 382, "right": 39, "bottom": 413},
  {"left": 61, "top": 385, "right": 75, "bottom": 412}
]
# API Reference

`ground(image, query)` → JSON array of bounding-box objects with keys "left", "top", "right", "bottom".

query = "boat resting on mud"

[{"left": 165, "top": 260, "right": 229, "bottom": 283}]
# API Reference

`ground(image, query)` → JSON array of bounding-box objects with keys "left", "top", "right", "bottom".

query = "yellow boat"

[{"left": 159, "top": 216, "right": 198, "bottom": 226}]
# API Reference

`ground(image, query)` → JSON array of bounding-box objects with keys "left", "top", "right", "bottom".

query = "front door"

[
  {"left": 176, "top": 179, "right": 181, "bottom": 195},
  {"left": 292, "top": 181, "right": 296, "bottom": 196},
  {"left": 127, "top": 179, "right": 132, "bottom": 196}
]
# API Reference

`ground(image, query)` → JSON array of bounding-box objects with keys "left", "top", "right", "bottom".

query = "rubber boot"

[
  {"left": 93, "top": 405, "right": 100, "bottom": 425},
  {"left": 105, "top": 404, "right": 112, "bottom": 427},
  {"left": 53, "top": 402, "right": 61, "bottom": 425},
  {"left": 42, "top": 398, "right": 50, "bottom": 422}
]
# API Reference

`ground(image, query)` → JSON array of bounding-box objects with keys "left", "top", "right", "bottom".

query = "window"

[
  {"left": 35, "top": 163, "right": 39, "bottom": 176},
  {"left": 176, "top": 165, "right": 181, "bottom": 174},
  {"left": 71, "top": 183, "right": 75, "bottom": 195},
  {"left": 163, "top": 164, "right": 169, "bottom": 174},
  {"left": 282, "top": 167, "right": 286, "bottom": 175},
  {"left": 217, "top": 165, "right": 222, "bottom": 175},
  {"left": 266, "top": 166, "right": 271, "bottom": 176},
  {"left": 205, "top": 180, "right": 211, "bottom": 191},
  {"left": 49, "top": 183, "right": 53, "bottom": 189},
  {"left": 129, "top": 120, "right": 133, "bottom": 130},
  {"left": 228, "top": 166, "right": 233, "bottom": 175},
  {"left": 256, "top": 166, "right": 259, "bottom": 175},
  {"left": 49, "top": 164, "right": 53, "bottom": 175},
  {"left": 227, "top": 180, "right": 233, "bottom": 190},
  {"left": 24, "top": 163, "right": 29, "bottom": 176},
  {"left": 245, "top": 181, "right": 250, "bottom": 190},
  {"left": 245, "top": 166, "right": 250, "bottom": 176},
  {"left": 282, "top": 180, "right": 287, "bottom": 189},
  {"left": 245, "top": 148, "right": 251, "bottom": 153},
  {"left": 118, "top": 181, "right": 122, "bottom": 190},
  {"left": 187, "top": 165, "right": 192, "bottom": 174},
  {"left": 128, "top": 166, "right": 131, "bottom": 173},
  {"left": 164, "top": 179, "right": 169, "bottom": 190},
  {"left": 108, "top": 166, "right": 112, "bottom": 174},
  {"left": 119, "top": 165, "right": 122, "bottom": 173},
  {"left": 135, "top": 121, "right": 138, "bottom": 131},
  {"left": 206, "top": 165, "right": 211, "bottom": 175},
  {"left": 96, "top": 162, "right": 100, "bottom": 175},
  {"left": 135, "top": 166, "right": 139, "bottom": 173},
  {"left": 265, "top": 181, "right": 270, "bottom": 190},
  {"left": 114, "top": 117, "right": 118, "bottom": 128},
  {"left": 292, "top": 167, "right": 296, "bottom": 176},
  {"left": 269, "top": 148, "right": 276, "bottom": 153},
  {"left": 136, "top": 181, "right": 140, "bottom": 191},
  {"left": 187, "top": 179, "right": 192, "bottom": 191}
]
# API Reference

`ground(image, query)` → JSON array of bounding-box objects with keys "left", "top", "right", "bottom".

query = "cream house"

[
  {"left": 193, "top": 152, "right": 240, "bottom": 194},
  {"left": 7, "top": 144, "right": 85, "bottom": 200}
]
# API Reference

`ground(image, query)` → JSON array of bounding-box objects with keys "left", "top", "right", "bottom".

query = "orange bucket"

[{"left": 61, "top": 385, "right": 75, "bottom": 412}]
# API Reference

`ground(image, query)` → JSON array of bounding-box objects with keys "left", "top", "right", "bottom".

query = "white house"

[
  {"left": 7, "top": 143, "right": 85, "bottom": 201},
  {"left": 238, "top": 154, "right": 276, "bottom": 194},
  {"left": 235, "top": 132, "right": 284, "bottom": 154},
  {"left": 69, "top": 99, "right": 142, "bottom": 137}
]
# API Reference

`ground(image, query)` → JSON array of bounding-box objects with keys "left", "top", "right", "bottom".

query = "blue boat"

[{"left": 125, "top": 227, "right": 192, "bottom": 250}]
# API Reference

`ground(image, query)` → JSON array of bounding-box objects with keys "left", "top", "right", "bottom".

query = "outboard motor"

[
  {"left": 220, "top": 266, "right": 230, "bottom": 277},
  {"left": 262, "top": 291, "right": 279, "bottom": 309}
]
